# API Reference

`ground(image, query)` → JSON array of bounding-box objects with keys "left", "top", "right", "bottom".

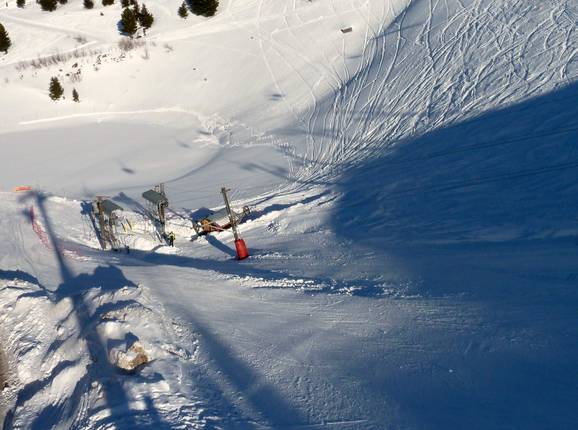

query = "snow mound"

[{"left": 0, "top": 277, "right": 202, "bottom": 429}]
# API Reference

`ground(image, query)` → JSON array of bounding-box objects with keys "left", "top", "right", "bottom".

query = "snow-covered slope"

[
  {"left": 2, "top": 0, "right": 578, "bottom": 429},
  {"left": 0, "top": 0, "right": 409, "bottom": 204}
]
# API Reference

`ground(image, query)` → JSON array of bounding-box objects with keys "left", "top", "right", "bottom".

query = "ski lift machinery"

[
  {"left": 142, "top": 184, "right": 168, "bottom": 231},
  {"left": 92, "top": 197, "right": 125, "bottom": 250},
  {"left": 142, "top": 183, "right": 197, "bottom": 239},
  {"left": 192, "top": 187, "right": 251, "bottom": 259},
  {"left": 198, "top": 205, "right": 250, "bottom": 233}
]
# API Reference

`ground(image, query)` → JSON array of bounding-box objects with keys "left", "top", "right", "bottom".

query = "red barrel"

[{"left": 235, "top": 239, "right": 249, "bottom": 260}]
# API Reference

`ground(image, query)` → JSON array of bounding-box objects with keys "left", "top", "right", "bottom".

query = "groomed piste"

[{"left": 1, "top": 0, "right": 578, "bottom": 428}]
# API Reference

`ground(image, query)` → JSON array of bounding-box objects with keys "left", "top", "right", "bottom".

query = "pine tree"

[
  {"left": 189, "top": 0, "right": 218, "bottom": 17},
  {"left": 39, "top": 0, "right": 58, "bottom": 11},
  {"left": 72, "top": 88, "right": 79, "bottom": 102},
  {"left": 0, "top": 23, "right": 11, "bottom": 54},
  {"left": 49, "top": 77, "right": 64, "bottom": 101},
  {"left": 102, "top": 0, "right": 114, "bottom": 6},
  {"left": 83, "top": 0, "right": 94, "bottom": 8},
  {"left": 178, "top": 2, "right": 188, "bottom": 18},
  {"left": 121, "top": 0, "right": 129, "bottom": 7},
  {"left": 16, "top": 0, "right": 25, "bottom": 8},
  {"left": 58, "top": 0, "right": 67, "bottom": 4},
  {"left": 120, "top": 8, "right": 138, "bottom": 36},
  {"left": 138, "top": 4, "right": 154, "bottom": 30}
]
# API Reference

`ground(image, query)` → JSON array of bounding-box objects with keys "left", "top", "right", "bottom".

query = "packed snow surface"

[{"left": 2, "top": 0, "right": 578, "bottom": 429}]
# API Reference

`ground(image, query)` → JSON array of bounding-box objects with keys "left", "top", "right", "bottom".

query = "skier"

[{"left": 167, "top": 231, "right": 176, "bottom": 247}]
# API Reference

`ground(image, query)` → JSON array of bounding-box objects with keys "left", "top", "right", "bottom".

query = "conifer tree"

[
  {"left": 16, "top": 0, "right": 25, "bottom": 8},
  {"left": 178, "top": 2, "right": 188, "bottom": 18},
  {"left": 39, "top": 0, "right": 58, "bottom": 11},
  {"left": 120, "top": 8, "right": 138, "bottom": 36},
  {"left": 189, "top": 0, "right": 218, "bottom": 17},
  {"left": 72, "top": 88, "right": 79, "bottom": 102},
  {"left": 102, "top": 0, "right": 114, "bottom": 6},
  {"left": 49, "top": 77, "right": 64, "bottom": 101},
  {"left": 121, "top": 0, "right": 129, "bottom": 7},
  {"left": 83, "top": 0, "right": 94, "bottom": 8},
  {"left": 0, "top": 23, "right": 11, "bottom": 54},
  {"left": 58, "top": 0, "right": 67, "bottom": 4},
  {"left": 138, "top": 4, "right": 153, "bottom": 30}
]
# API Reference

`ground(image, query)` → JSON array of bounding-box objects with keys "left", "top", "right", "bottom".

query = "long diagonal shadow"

[
  {"left": 173, "top": 304, "right": 307, "bottom": 428},
  {"left": 8, "top": 193, "right": 371, "bottom": 427},
  {"left": 100, "top": 251, "right": 323, "bottom": 426},
  {"left": 204, "top": 235, "right": 237, "bottom": 257},
  {"left": 0, "top": 271, "right": 262, "bottom": 430},
  {"left": 9, "top": 192, "right": 282, "bottom": 429},
  {"left": 8, "top": 192, "right": 171, "bottom": 429}
]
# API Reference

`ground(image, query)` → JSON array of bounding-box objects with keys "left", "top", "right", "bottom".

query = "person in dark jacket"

[{"left": 167, "top": 231, "right": 176, "bottom": 247}]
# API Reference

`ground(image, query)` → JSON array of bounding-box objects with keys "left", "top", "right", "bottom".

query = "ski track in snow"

[
  {"left": 291, "top": 0, "right": 578, "bottom": 187},
  {"left": 2, "top": 0, "right": 578, "bottom": 428}
]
